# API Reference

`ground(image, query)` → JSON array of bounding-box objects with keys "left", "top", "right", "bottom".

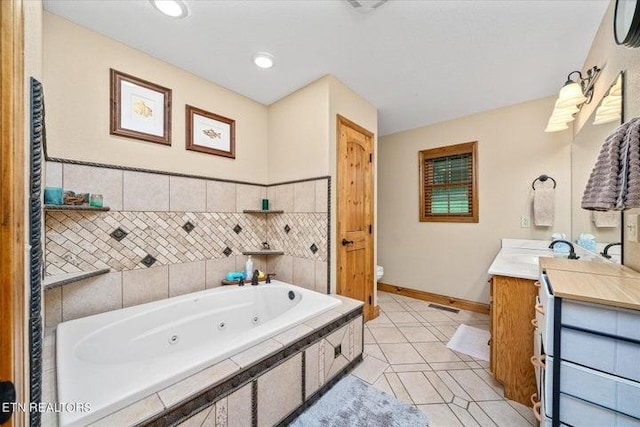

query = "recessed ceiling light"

[
  {"left": 150, "top": 0, "right": 188, "bottom": 18},
  {"left": 253, "top": 52, "right": 275, "bottom": 69}
]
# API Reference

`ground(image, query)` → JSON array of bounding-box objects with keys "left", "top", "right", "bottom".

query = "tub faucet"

[
  {"left": 266, "top": 273, "right": 276, "bottom": 284},
  {"left": 549, "top": 240, "right": 580, "bottom": 260},
  {"left": 251, "top": 269, "right": 260, "bottom": 286},
  {"left": 600, "top": 242, "right": 621, "bottom": 259},
  {"left": 238, "top": 277, "right": 245, "bottom": 286}
]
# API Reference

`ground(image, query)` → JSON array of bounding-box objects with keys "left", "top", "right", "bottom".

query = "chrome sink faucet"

[
  {"left": 549, "top": 240, "right": 580, "bottom": 260},
  {"left": 600, "top": 242, "right": 621, "bottom": 259}
]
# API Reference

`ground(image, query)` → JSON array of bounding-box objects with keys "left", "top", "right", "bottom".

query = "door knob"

[{"left": 341, "top": 238, "right": 354, "bottom": 246}]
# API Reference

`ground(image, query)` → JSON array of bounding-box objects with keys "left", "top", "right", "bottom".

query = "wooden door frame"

[
  {"left": 1, "top": 0, "right": 26, "bottom": 425},
  {"left": 336, "top": 114, "right": 378, "bottom": 320}
]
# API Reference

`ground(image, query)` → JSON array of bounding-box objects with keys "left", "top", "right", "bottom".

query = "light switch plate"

[
  {"left": 520, "top": 215, "right": 530, "bottom": 228},
  {"left": 627, "top": 214, "right": 639, "bottom": 242}
]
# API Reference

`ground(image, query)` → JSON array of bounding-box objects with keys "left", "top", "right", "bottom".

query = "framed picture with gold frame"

[
  {"left": 186, "top": 105, "right": 235, "bottom": 158},
  {"left": 110, "top": 69, "right": 172, "bottom": 145}
]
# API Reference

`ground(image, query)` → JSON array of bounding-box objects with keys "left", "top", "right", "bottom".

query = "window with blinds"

[{"left": 419, "top": 141, "right": 478, "bottom": 223}]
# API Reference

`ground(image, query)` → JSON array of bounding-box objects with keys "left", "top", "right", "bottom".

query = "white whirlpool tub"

[{"left": 56, "top": 281, "right": 341, "bottom": 426}]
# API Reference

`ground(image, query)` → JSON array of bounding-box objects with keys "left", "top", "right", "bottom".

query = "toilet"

[{"left": 376, "top": 265, "right": 384, "bottom": 282}]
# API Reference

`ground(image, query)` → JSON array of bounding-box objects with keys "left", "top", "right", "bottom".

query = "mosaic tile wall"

[
  {"left": 267, "top": 213, "right": 328, "bottom": 261},
  {"left": 45, "top": 211, "right": 328, "bottom": 275}
]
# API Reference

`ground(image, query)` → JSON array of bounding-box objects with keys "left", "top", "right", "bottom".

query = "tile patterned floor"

[{"left": 352, "top": 291, "right": 536, "bottom": 427}]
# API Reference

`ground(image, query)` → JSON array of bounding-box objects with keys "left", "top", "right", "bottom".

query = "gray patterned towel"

[
  {"left": 620, "top": 119, "right": 640, "bottom": 208},
  {"left": 582, "top": 117, "right": 640, "bottom": 210}
]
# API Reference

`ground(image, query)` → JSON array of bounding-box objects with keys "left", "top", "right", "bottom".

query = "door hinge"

[
  {"left": 0, "top": 381, "right": 16, "bottom": 424},
  {"left": 369, "top": 153, "right": 373, "bottom": 163},
  {"left": 368, "top": 295, "right": 372, "bottom": 305},
  {"left": 369, "top": 224, "right": 372, "bottom": 234}
]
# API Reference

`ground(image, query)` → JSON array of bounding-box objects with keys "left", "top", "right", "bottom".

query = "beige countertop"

[
  {"left": 541, "top": 258, "right": 640, "bottom": 311},
  {"left": 488, "top": 239, "right": 606, "bottom": 281}
]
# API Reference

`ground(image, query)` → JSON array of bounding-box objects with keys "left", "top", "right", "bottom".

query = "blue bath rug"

[{"left": 289, "top": 375, "right": 428, "bottom": 427}]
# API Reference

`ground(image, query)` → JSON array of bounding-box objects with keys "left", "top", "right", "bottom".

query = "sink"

[
  {"left": 501, "top": 251, "right": 604, "bottom": 266},
  {"left": 500, "top": 253, "right": 552, "bottom": 265},
  {"left": 488, "top": 239, "right": 612, "bottom": 281}
]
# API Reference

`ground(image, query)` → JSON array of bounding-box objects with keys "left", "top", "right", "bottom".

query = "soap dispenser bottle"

[{"left": 245, "top": 255, "right": 253, "bottom": 280}]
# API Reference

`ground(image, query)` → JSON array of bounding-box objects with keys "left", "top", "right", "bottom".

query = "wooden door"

[
  {"left": 337, "top": 115, "right": 376, "bottom": 321},
  {"left": 1, "top": 1, "right": 26, "bottom": 425}
]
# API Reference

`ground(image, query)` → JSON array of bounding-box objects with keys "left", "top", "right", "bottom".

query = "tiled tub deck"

[{"left": 43, "top": 296, "right": 363, "bottom": 426}]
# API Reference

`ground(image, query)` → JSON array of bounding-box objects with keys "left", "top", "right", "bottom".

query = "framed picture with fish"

[
  {"left": 110, "top": 69, "right": 172, "bottom": 145},
  {"left": 185, "top": 105, "right": 235, "bottom": 158}
]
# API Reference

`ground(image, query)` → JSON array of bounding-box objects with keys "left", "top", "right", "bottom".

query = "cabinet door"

[
  {"left": 492, "top": 275, "right": 538, "bottom": 406},
  {"left": 489, "top": 278, "right": 495, "bottom": 374}
]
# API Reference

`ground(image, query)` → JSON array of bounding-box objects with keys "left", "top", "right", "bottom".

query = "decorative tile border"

[
  {"left": 251, "top": 381, "right": 258, "bottom": 427},
  {"left": 45, "top": 211, "right": 266, "bottom": 274},
  {"left": 29, "top": 78, "right": 45, "bottom": 424},
  {"left": 45, "top": 210, "right": 329, "bottom": 275},
  {"left": 301, "top": 351, "right": 307, "bottom": 402}
]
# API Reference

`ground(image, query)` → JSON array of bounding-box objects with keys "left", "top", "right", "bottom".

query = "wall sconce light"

[
  {"left": 545, "top": 66, "right": 601, "bottom": 132},
  {"left": 593, "top": 73, "right": 623, "bottom": 125}
]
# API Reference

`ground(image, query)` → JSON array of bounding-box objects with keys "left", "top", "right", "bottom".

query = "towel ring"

[{"left": 532, "top": 174, "right": 556, "bottom": 190}]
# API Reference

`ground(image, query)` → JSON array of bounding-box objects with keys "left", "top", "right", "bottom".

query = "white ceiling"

[{"left": 43, "top": 0, "right": 610, "bottom": 136}]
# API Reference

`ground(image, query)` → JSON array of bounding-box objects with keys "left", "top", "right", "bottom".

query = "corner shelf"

[
  {"left": 242, "top": 209, "right": 284, "bottom": 214},
  {"left": 42, "top": 268, "right": 111, "bottom": 290},
  {"left": 241, "top": 250, "right": 285, "bottom": 256},
  {"left": 44, "top": 204, "right": 110, "bottom": 212}
]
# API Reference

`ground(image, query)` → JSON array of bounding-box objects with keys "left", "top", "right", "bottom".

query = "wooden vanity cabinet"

[{"left": 489, "top": 275, "right": 538, "bottom": 406}]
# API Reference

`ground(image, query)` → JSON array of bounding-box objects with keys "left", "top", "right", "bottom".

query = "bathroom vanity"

[
  {"left": 487, "top": 239, "right": 608, "bottom": 407},
  {"left": 487, "top": 240, "right": 558, "bottom": 406},
  {"left": 534, "top": 258, "right": 640, "bottom": 426}
]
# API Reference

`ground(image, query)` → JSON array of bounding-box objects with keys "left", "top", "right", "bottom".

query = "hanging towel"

[
  {"left": 582, "top": 117, "right": 640, "bottom": 210},
  {"left": 619, "top": 118, "right": 640, "bottom": 208},
  {"left": 533, "top": 187, "right": 554, "bottom": 226},
  {"left": 592, "top": 211, "right": 620, "bottom": 228}
]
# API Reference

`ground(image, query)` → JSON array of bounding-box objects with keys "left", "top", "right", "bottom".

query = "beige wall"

[
  {"left": 378, "top": 97, "right": 571, "bottom": 303},
  {"left": 267, "top": 78, "right": 330, "bottom": 182},
  {"left": 43, "top": 12, "right": 269, "bottom": 183},
  {"left": 267, "top": 75, "right": 378, "bottom": 294},
  {"left": 574, "top": 1, "right": 640, "bottom": 271}
]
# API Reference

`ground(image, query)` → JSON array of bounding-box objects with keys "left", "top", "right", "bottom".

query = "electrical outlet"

[
  {"left": 520, "top": 215, "right": 530, "bottom": 228},
  {"left": 627, "top": 214, "right": 639, "bottom": 242}
]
